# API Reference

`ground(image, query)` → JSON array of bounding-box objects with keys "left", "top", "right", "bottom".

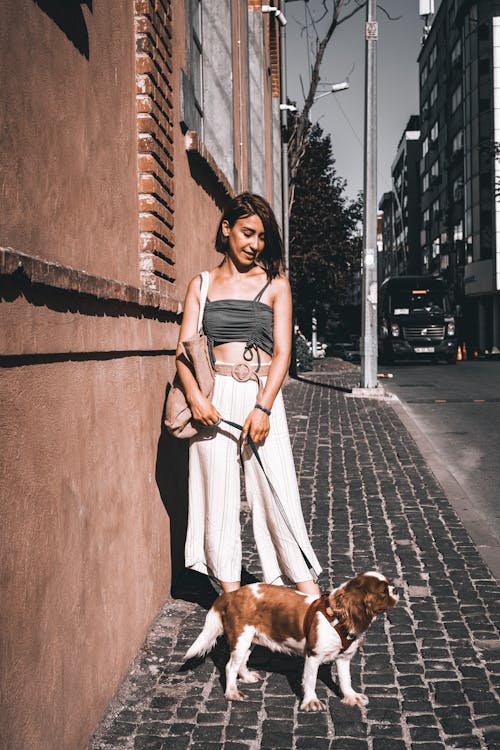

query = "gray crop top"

[{"left": 203, "top": 279, "right": 274, "bottom": 361}]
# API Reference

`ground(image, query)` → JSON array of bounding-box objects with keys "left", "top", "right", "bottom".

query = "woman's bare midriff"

[{"left": 212, "top": 342, "right": 272, "bottom": 366}]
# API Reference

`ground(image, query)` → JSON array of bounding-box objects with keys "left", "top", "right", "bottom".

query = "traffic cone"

[
  {"left": 463, "top": 342, "right": 467, "bottom": 361},
  {"left": 457, "top": 345, "right": 462, "bottom": 361}
]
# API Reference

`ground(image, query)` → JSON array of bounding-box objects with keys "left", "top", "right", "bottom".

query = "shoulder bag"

[{"left": 164, "top": 271, "right": 214, "bottom": 439}]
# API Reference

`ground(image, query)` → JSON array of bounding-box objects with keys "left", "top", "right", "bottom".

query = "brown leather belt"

[{"left": 213, "top": 361, "right": 270, "bottom": 400}]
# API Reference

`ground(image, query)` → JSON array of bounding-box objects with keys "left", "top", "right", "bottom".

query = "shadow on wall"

[
  {"left": 155, "top": 387, "right": 221, "bottom": 611},
  {"left": 186, "top": 151, "right": 232, "bottom": 214},
  {"left": 155, "top": 386, "right": 190, "bottom": 589},
  {"left": 33, "top": 0, "right": 92, "bottom": 58}
]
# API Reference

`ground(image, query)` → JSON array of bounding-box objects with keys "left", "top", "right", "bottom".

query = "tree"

[
  {"left": 287, "top": 0, "right": 399, "bottom": 212},
  {"left": 289, "top": 119, "right": 362, "bottom": 337}
]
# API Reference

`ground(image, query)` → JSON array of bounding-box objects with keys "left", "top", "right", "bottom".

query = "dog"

[{"left": 183, "top": 571, "right": 398, "bottom": 711}]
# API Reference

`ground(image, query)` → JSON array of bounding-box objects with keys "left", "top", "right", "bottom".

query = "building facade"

[
  {"left": 418, "top": 0, "right": 500, "bottom": 353},
  {"left": 378, "top": 116, "right": 421, "bottom": 280},
  {"left": 0, "top": 2, "right": 282, "bottom": 748}
]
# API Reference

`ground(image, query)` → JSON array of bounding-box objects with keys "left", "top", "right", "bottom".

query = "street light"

[
  {"left": 313, "top": 81, "right": 350, "bottom": 101},
  {"left": 309, "top": 80, "right": 349, "bottom": 359},
  {"left": 262, "top": 4, "right": 287, "bottom": 26}
]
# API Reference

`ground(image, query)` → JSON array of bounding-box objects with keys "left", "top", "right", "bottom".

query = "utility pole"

[{"left": 360, "top": 0, "right": 378, "bottom": 388}]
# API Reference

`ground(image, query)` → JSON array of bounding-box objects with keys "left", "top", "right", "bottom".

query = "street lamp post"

[{"left": 360, "top": 0, "right": 378, "bottom": 388}]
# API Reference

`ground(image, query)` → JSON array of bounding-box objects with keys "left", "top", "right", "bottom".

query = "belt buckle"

[{"left": 232, "top": 362, "right": 252, "bottom": 382}]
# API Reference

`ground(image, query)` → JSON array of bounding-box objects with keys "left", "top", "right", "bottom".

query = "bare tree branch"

[{"left": 287, "top": 0, "right": 399, "bottom": 213}]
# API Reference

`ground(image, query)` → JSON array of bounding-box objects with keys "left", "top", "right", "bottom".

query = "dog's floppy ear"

[{"left": 331, "top": 584, "right": 372, "bottom": 634}]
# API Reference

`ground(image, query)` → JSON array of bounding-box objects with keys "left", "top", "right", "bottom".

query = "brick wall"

[
  {"left": 269, "top": 11, "right": 280, "bottom": 99},
  {"left": 135, "top": 0, "right": 176, "bottom": 297}
]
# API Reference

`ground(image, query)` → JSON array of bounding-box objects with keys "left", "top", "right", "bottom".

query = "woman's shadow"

[{"left": 155, "top": 385, "right": 259, "bottom": 612}]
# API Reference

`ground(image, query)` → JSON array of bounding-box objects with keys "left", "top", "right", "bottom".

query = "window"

[
  {"left": 478, "top": 58, "right": 490, "bottom": 76},
  {"left": 453, "top": 220, "right": 463, "bottom": 241},
  {"left": 431, "top": 159, "right": 440, "bottom": 178},
  {"left": 432, "top": 198, "right": 440, "bottom": 218},
  {"left": 451, "top": 39, "right": 461, "bottom": 64},
  {"left": 423, "top": 173, "right": 430, "bottom": 192},
  {"left": 423, "top": 208, "right": 430, "bottom": 225},
  {"left": 430, "top": 83, "right": 438, "bottom": 106},
  {"left": 451, "top": 84, "right": 462, "bottom": 113},
  {"left": 423, "top": 250, "right": 429, "bottom": 268},
  {"left": 422, "top": 136, "right": 429, "bottom": 157},
  {"left": 420, "top": 64, "right": 428, "bottom": 86},
  {"left": 453, "top": 176, "right": 463, "bottom": 201},
  {"left": 182, "top": 0, "right": 203, "bottom": 133},
  {"left": 429, "top": 45, "right": 437, "bottom": 68},
  {"left": 432, "top": 237, "right": 440, "bottom": 257},
  {"left": 452, "top": 131, "right": 463, "bottom": 154},
  {"left": 430, "top": 121, "right": 439, "bottom": 143}
]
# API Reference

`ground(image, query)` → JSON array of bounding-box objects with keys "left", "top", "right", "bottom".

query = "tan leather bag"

[{"left": 164, "top": 272, "right": 214, "bottom": 439}]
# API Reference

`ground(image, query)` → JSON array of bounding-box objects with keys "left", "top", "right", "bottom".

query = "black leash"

[{"left": 216, "top": 418, "right": 319, "bottom": 581}]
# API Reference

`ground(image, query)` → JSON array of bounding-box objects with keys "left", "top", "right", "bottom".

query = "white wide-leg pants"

[{"left": 185, "top": 373, "right": 322, "bottom": 584}]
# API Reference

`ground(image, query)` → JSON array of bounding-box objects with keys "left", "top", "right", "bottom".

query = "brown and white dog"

[{"left": 184, "top": 571, "right": 398, "bottom": 711}]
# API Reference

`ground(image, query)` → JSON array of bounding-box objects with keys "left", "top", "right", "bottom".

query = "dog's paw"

[
  {"left": 239, "top": 670, "right": 261, "bottom": 684},
  {"left": 300, "top": 696, "right": 325, "bottom": 712},
  {"left": 225, "top": 687, "right": 245, "bottom": 701},
  {"left": 342, "top": 692, "right": 369, "bottom": 708}
]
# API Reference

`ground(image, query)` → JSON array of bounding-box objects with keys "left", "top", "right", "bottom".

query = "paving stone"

[
  {"left": 191, "top": 725, "right": 224, "bottom": 743},
  {"left": 295, "top": 737, "right": 331, "bottom": 749},
  {"left": 371, "top": 741, "right": 407, "bottom": 750},
  {"left": 443, "top": 737, "right": 482, "bottom": 749},
  {"left": 133, "top": 738, "right": 166, "bottom": 750},
  {"left": 409, "top": 726, "right": 443, "bottom": 742}
]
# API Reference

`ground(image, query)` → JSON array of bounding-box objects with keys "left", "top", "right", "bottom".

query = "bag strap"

[
  {"left": 197, "top": 271, "right": 210, "bottom": 334},
  {"left": 218, "top": 417, "right": 319, "bottom": 582}
]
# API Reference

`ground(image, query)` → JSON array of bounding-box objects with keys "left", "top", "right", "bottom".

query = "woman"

[{"left": 176, "top": 193, "right": 321, "bottom": 595}]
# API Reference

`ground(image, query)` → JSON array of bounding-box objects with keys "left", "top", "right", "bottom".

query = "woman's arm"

[
  {"left": 241, "top": 275, "right": 292, "bottom": 444},
  {"left": 176, "top": 275, "right": 221, "bottom": 426}
]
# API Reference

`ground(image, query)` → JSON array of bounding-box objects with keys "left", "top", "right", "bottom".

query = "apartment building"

[
  {"left": 378, "top": 115, "right": 422, "bottom": 280},
  {"left": 418, "top": 0, "right": 500, "bottom": 352},
  {"left": 0, "top": 2, "right": 282, "bottom": 748}
]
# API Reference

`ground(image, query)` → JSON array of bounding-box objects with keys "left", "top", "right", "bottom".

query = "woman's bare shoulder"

[{"left": 270, "top": 273, "right": 291, "bottom": 294}]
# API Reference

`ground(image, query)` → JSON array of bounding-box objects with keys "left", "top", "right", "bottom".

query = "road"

[{"left": 379, "top": 358, "right": 500, "bottom": 582}]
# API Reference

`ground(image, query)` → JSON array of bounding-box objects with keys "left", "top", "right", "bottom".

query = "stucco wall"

[
  {"left": 0, "top": 0, "right": 139, "bottom": 285},
  {"left": 0, "top": 323, "right": 175, "bottom": 749}
]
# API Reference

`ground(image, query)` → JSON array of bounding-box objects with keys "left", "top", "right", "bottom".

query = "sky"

[{"left": 285, "top": 0, "right": 438, "bottom": 204}]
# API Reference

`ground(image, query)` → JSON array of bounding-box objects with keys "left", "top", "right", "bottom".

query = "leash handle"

[{"left": 218, "top": 418, "right": 319, "bottom": 581}]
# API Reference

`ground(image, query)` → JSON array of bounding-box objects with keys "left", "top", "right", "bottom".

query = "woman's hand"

[
  {"left": 187, "top": 390, "right": 221, "bottom": 426},
  {"left": 242, "top": 408, "right": 270, "bottom": 445}
]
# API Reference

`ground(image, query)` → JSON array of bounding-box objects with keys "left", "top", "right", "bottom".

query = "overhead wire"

[{"left": 330, "top": 94, "right": 392, "bottom": 193}]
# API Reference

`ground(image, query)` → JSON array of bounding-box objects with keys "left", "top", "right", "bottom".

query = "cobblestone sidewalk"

[{"left": 89, "top": 365, "right": 500, "bottom": 750}]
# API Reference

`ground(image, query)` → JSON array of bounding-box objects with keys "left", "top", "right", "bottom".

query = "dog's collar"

[{"left": 303, "top": 593, "right": 356, "bottom": 653}]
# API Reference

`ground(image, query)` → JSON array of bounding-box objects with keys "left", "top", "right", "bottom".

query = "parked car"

[{"left": 329, "top": 342, "right": 361, "bottom": 363}]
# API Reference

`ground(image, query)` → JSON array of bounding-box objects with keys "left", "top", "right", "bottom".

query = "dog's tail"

[{"left": 184, "top": 606, "right": 224, "bottom": 661}]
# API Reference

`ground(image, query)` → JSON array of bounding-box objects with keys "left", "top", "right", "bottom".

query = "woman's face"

[{"left": 222, "top": 213, "right": 265, "bottom": 268}]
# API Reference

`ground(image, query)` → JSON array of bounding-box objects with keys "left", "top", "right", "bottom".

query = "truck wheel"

[{"left": 381, "top": 342, "right": 394, "bottom": 365}]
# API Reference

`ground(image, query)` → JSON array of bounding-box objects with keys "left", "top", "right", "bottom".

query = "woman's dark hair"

[{"left": 215, "top": 192, "right": 284, "bottom": 278}]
